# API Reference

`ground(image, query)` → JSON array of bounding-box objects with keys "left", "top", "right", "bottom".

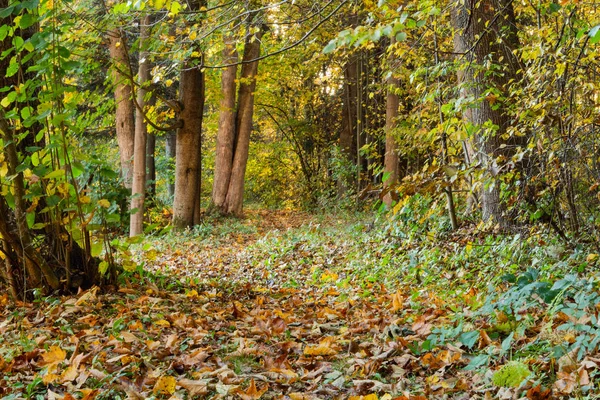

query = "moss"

[{"left": 492, "top": 361, "right": 531, "bottom": 388}]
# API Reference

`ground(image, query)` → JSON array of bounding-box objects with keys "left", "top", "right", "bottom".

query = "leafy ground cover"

[{"left": 1, "top": 209, "right": 600, "bottom": 399}]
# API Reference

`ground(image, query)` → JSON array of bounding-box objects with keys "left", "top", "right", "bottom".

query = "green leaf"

[
  {"left": 6, "top": 58, "right": 19, "bottom": 78},
  {"left": 43, "top": 169, "right": 65, "bottom": 180},
  {"left": 23, "top": 41, "right": 34, "bottom": 52},
  {"left": 323, "top": 40, "right": 337, "bottom": 54},
  {"left": 501, "top": 332, "right": 514, "bottom": 355},
  {"left": 99, "top": 261, "right": 109, "bottom": 275},
  {"left": 464, "top": 354, "right": 489, "bottom": 370},
  {"left": 20, "top": 105, "right": 32, "bottom": 119},
  {"left": 589, "top": 24, "right": 600, "bottom": 44},
  {"left": 12, "top": 35, "right": 23, "bottom": 50},
  {"left": 0, "top": 25, "right": 9, "bottom": 41},
  {"left": 459, "top": 330, "right": 479, "bottom": 349},
  {"left": 26, "top": 211, "right": 35, "bottom": 229},
  {"left": 0, "top": 5, "right": 15, "bottom": 18},
  {"left": 395, "top": 32, "right": 407, "bottom": 42},
  {"left": 18, "top": 13, "right": 36, "bottom": 29}
]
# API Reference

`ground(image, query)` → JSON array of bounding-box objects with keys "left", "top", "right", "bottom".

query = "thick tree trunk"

[
  {"left": 452, "top": 0, "right": 520, "bottom": 225},
  {"left": 211, "top": 37, "right": 239, "bottom": 212},
  {"left": 130, "top": 15, "right": 151, "bottom": 237},
  {"left": 383, "top": 72, "right": 400, "bottom": 207},
  {"left": 172, "top": 65, "right": 205, "bottom": 229},
  {"left": 165, "top": 132, "right": 176, "bottom": 197},
  {"left": 108, "top": 28, "right": 135, "bottom": 189}
]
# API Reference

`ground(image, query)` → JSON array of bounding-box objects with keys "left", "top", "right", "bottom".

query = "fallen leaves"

[{"left": 3, "top": 211, "right": 600, "bottom": 399}]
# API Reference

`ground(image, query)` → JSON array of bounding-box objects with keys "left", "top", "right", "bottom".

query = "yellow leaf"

[
  {"left": 43, "top": 372, "right": 61, "bottom": 385},
  {"left": 153, "top": 375, "right": 176, "bottom": 395},
  {"left": 587, "top": 253, "right": 598, "bottom": 262},
  {"left": 98, "top": 199, "right": 110, "bottom": 208},
  {"left": 61, "top": 364, "right": 79, "bottom": 382},
  {"left": 303, "top": 337, "right": 338, "bottom": 356},
  {"left": 41, "top": 346, "right": 66, "bottom": 366},
  {"left": 154, "top": 319, "right": 171, "bottom": 327},
  {"left": 391, "top": 291, "right": 403, "bottom": 312}
]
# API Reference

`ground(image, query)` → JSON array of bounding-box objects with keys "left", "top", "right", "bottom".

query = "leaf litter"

[{"left": 1, "top": 210, "right": 600, "bottom": 399}]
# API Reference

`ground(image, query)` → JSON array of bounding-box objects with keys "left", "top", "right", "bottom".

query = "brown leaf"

[
  {"left": 526, "top": 385, "right": 552, "bottom": 399},
  {"left": 178, "top": 378, "right": 210, "bottom": 396},
  {"left": 270, "top": 317, "right": 286, "bottom": 335}
]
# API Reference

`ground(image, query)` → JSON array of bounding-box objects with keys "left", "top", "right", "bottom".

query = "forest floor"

[{"left": 0, "top": 209, "right": 599, "bottom": 399}]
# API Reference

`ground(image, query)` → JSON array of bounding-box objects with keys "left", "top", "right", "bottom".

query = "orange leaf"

[
  {"left": 526, "top": 385, "right": 552, "bottom": 399},
  {"left": 235, "top": 379, "right": 269, "bottom": 400},
  {"left": 391, "top": 291, "right": 403, "bottom": 312}
]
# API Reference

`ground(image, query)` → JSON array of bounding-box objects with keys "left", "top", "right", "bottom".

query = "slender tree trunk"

[
  {"left": 452, "top": 0, "right": 520, "bottom": 226},
  {"left": 211, "top": 37, "right": 239, "bottom": 211},
  {"left": 130, "top": 15, "right": 151, "bottom": 237},
  {"left": 222, "top": 26, "right": 265, "bottom": 216},
  {"left": 166, "top": 132, "right": 176, "bottom": 197},
  {"left": 107, "top": 28, "right": 135, "bottom": 189},
  {"left": 383, "top": 64, "right": 400, "bottom": 207},
  {"left": 338, "top": 54, "right": 358, "bottom": 197},
  {"left": 193, "top": 139, "right": 203, "bottom": 225},
  {"left": 172, "top": 65, "right": 205, "bottom": 229},
  {"left": 146, "top": 130, "right": 156, "bottom": 198}
]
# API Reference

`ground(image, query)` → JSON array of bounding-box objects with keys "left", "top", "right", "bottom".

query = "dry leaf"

[
  {"left": 153, "top": 375, "right": 177, "bottom": 395},
  {"left": 41, "top": 346, "right": 67, "bottom": 366}
]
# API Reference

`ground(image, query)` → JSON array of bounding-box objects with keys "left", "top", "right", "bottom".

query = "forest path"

[{"left": 0, "top": 211, "right": 493, "bottom": 399}]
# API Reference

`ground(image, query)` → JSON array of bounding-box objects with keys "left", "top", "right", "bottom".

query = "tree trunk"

[
  {"left": 172, "top": 65, "right": 205, "bottom": 229},
  {"left": 223, "top": 28, "right": 264, "bottom": 216},
  {"left": 107, "top": 28, "right": 135, "bottom": 189},
  {"left": 146, "top": 130, "right": 156, "bottom": 198},
  {"left": 165, "top": 132, "right": 176, "bottom": 197},
  {"left": 338, "top": 54, "right": 358, "bottom": 197},
  {"left": 130, "top": 15, "right": 151, "bottom": 237},
  {"left": 211, "top": 36, "right": 239, "bottom": 212},
  {"left": 383, "top": 69, "right": 400, "bottom": 207},
  {"left": 452, "top": 0, "right": 520, "bottom": 226}
]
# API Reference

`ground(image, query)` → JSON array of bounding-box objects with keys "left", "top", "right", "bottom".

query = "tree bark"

[
  {"left": 130, "top": 15, "right": 151, "bottom": 237},
  {"left": 172, "top": 65, "right": 205, "bottom": 229},
  {"left": 223, "top": 27, "right": 264, "bottom": 216},
  {"left": 107, "top": 28, "right": 135, "bottom": 189},
  {"left": 452, "top": 0, "right": 520, "bottom": 225},
  {"left": 338, "top": 54, "right": 358, "bottom": 197},
  {"left": 383, "top": 70, "right": 400, "bottom": 207},
  {"left": 165, "top": 132, "right": 176, "bottom": 197},
  {"left": 146, "top": 130, "right": 156, "bottom": 198},
  {"left": 211, "top": 36, "right": 239, "bottom": 212}
]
